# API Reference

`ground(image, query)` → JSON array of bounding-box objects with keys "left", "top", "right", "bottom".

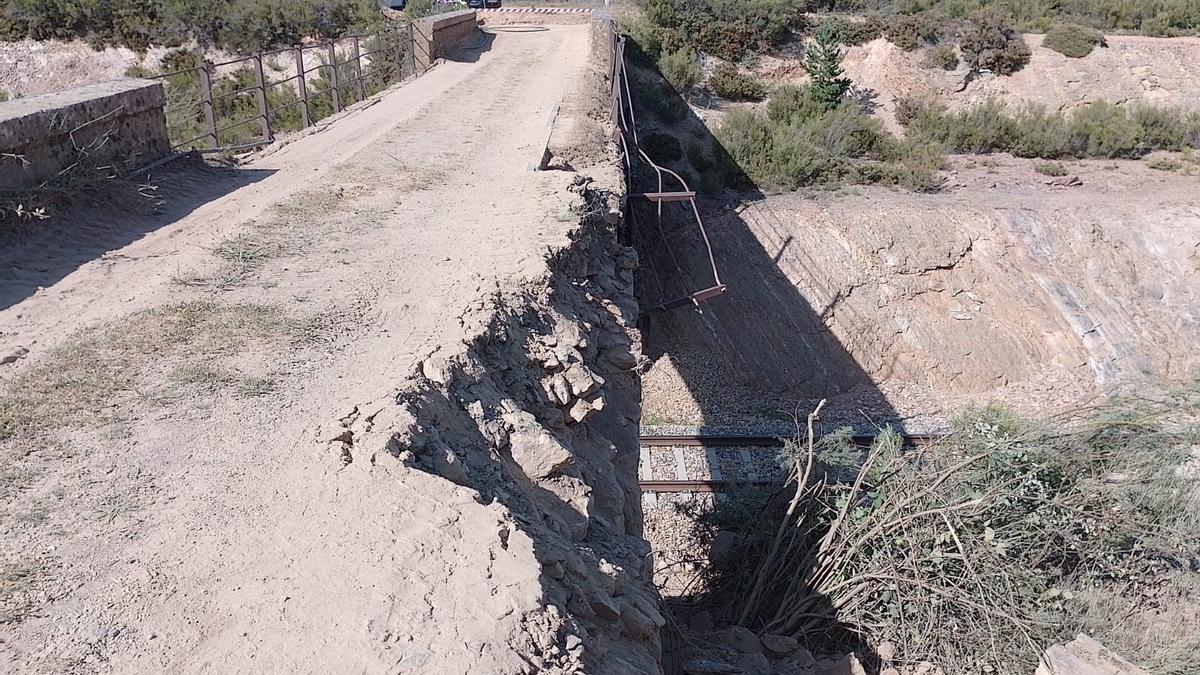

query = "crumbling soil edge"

[{"left": 318, "top": 168, "right": 663, "bottom": 671}]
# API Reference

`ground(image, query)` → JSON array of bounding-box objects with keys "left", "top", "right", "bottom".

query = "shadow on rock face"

[{"left": 621, "top": 38, "right": 905, "bottom": 675}]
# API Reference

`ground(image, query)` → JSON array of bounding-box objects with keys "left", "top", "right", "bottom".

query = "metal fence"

[
  {"left": 152, "top": 24, "right": 424, "bottom": 153},
  {"left": 605, "top": 22, "right": 726, "bottom": 312}
]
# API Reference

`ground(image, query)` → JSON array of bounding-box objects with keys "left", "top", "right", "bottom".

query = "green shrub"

[
  {"left": 658, "top": 47, "right": 702, "bottom": 95},
  {"left": 960, "top": 9, "right": 1031, "bottom": 75},
  {"left": 767, "top": 84, "right": 827, "bottom": 124},
  {"left": 0, "top": 90, "right": 8, "bottom": 103},
  {"left": 626, "top": 16, "right": 664, "bottom": 65},
  {"left": 1147, "top": 157, "right": 1182, "bottom": 171},
  {"left": 0, "top": 0, "right": 382, "bottom": 52},
  {"left": 1034, "top": 160, "right": 1068, "bottom": 175},
  {"left": 908, "top": 98, "right": 1018, "bottom": 153},
  {"left": 907, "top": 97, "right": 1200, "bottom": 159},
  {"left": 893, "top": 94, "right": 927, "bottom": 127},
  {"left": 883, "top": 10, "right": 945, "bottom": 50},
  {"left": 708, "top": 62, "right": 767, "bottom": 101},
  {"left": 825, "top": 15, "right": 883, "bottom": 45},
  {"left": 403, "top": 0, "right": 435, "bottom": 18},
  {"left": 1068, "top": 100, "right": 1142, "bottom": 157},
  {"left": 686, "top": 140, "right": 712, "bottom": 171},
  {"left": 926, "top": 43, "right": 959, "bottom": 70},
  {"left": 717, "top": 84, "right": 944, "bottom": 192},
  {"left": 631, "top": 73, "right": 690, "bottom": 124},
  {"left": 1010, "top": 106, "right": 1073, "bottom": 158},
  {"left": 1042, "top": 23, "right": 1106, "bottom": 57},
  {"left": 638, "top": 0, "right": 807, "bottom": 61},
  {"left": 1131, "top": 105, "right": 1200, "bottom": 151},
  {"left": 643, "top": 133, "right": 684, "bottom": 163}
]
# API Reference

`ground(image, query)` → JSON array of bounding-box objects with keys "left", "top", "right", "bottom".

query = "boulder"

[
  {"left": 1035, "top": 634, "right": 1147, "bottom": 675},
  {"left": 505, "top": 415, "right": 573, "bottom": 478},
  {"left": 716, "top": 626, "right": 763, "bottom": 654},
  {"left": 760, "top": 634, "right": 798, "bottom": 657},
  {"left": 815, "top": 653, "right": 866, "bottom": 675}
]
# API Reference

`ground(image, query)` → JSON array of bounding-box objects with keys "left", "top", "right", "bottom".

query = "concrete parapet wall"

[
  {"left": 0, "top": 79, "right": 169, "bottom": 192},
  {"left": 413, "top": 10, "right": 481, "bottom": 71}
]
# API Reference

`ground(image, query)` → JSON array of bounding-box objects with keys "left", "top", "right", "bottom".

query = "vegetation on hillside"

[
  {"left": 629, "top": 7, "right": 1197, "bottom": 198},
  {"left": 135, "top": 38, "right": 405, "bottom": 150},
  {"left": 822, "top": 0, "right": 1200, "bottom": 35},
  {"left": 0, "top": 0, "right": 384, "bottom": 52},
  {"left": 904, "top": 98, "right": 1200, "bottom": 158},
  {"left": 632, "top": 0, "right": 808, "bottom": 61},
  {"left": 707, "top": 63, "right": 767, "bottom": 102},
  {"left": 716, "top": 84, "right": 943, "bottom": 193}
]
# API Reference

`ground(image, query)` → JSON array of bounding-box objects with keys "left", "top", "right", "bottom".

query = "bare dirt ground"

[
  {"left": 1, "top": 22, "right": 660, "bottom": 674},
  {"left": 0, "top": 40, "right": 153, "bottom": 97},
  {"left": 640, "top": 155, "right": 1200, "bottom": 432}
]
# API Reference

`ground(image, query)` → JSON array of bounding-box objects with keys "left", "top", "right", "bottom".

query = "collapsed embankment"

[{"left": 321, "top": 170, "right": 664, "bottom": 673}]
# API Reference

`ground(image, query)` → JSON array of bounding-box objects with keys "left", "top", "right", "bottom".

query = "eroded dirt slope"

[
  {"left": 757, "top": 34, "right": 1200, "bottom": 131},
  {"left": 2, "top": 22, "right": 662, "bottom": 674},
  {"left": 641, "top": 156, "right": 1200, "bottom": 430}
]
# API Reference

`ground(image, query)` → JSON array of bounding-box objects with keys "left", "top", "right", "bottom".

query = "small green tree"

[{"left": 803, "top": 20, "right": 851, "bottom": 111}]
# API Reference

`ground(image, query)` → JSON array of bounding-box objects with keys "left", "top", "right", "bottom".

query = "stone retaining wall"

[
  {"left": 413, "top": 10, "right": 481, "bottom": 71},
  {"left": 0, "top": 79, "right": 169, "bottom": 192}
]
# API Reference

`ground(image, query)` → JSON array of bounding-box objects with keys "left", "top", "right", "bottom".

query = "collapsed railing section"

[
  {"left": 151, "top": 24, "right": 428, "bottom": 153},
  {"left": 605, "top": 25, "right": 725, "bottom": 312}
]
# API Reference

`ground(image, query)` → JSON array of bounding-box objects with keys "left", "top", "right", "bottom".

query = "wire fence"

[
  {"left": 605, "top": 22, "right": 726, "bottom": 313},
  {"left": 151, "top": 23, "right": 427, "bottom": 153}
]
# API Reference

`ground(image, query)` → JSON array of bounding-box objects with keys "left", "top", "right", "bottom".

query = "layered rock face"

[{"left": 641, "top": 158, "right": 1200, "bottom": 429}]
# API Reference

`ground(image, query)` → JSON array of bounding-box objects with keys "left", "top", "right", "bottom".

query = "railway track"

[{"left": 637, "top": 433, "right": 941, "bottom": 493}]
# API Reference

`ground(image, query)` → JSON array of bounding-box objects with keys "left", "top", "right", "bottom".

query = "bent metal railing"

[
  {"left": 606, "top": 25, "right": 726, "bottom": 312},
  {"left": 151, "top": 23, "right": 425, "bottom": 153}
]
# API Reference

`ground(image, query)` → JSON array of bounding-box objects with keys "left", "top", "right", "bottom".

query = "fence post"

[
  {"left": 351, "top": 36, "right": 365, "bottom": 103},
  {"left": 198, "top": 65, "right": 218, "bottom": 148},
  {"left": 294, "top": 47, "right": 311, "bottom": 128},
  {"left": 252, "top": 54, "right": 272, "bottom": 142},
  {"left": 407, "top": 22, "right": 417, "bottom": 77},
  {"left": 328, "top": 41, "right": 341, "bottom": 114},
  {"left": 392, "top": 27, "right": 405, "bottom": 83}
]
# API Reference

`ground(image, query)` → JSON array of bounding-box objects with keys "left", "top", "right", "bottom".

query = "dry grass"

[
  {"left": 0, "top": 300, "right": 309, "bottom": 623},
  {"left": 0, "top": 301, "right": 305, "bottom": 442},
  {"left": 710, "top": 387, "right": 1200, "bottom": 672},
  {"left": 0, "top": 558, "right": 43, "bottom": 624},
  {"left": 211, "top": 233, "right": 274, "bottom": 268}
]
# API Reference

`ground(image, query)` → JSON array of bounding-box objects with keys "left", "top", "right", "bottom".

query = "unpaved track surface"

[{"left": 1, "top": 24, "right": 601, "bottom": 673}]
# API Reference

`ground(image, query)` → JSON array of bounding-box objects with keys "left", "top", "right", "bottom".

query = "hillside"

[{"left": 755, "top": 33, "right": 1200, "bottom": 131}]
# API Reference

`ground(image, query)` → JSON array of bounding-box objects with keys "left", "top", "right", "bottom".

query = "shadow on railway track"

[
  {"left": 0, "top": 157, "right": 273, "bottom": 312},
  {"left": 624, "top": 47, "right": 904, "bottom": 674}
]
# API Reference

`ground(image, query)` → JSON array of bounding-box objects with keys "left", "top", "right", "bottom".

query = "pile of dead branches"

[{"left": 722, "top": 386, "right": 1200, "bottom": 672}]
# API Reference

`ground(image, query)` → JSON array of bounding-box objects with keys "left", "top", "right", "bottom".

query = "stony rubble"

[{"left": 319, "top": 174, "right": 664, "bottom": 673}]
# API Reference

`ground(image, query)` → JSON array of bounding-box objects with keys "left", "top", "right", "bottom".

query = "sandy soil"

[{"left": 0, "top": 23, "right": 651, "bottom": 674}]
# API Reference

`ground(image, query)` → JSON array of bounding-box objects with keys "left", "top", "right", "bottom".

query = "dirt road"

[{"left": 1, "top": 22, "right": 612, "bottom": 673}]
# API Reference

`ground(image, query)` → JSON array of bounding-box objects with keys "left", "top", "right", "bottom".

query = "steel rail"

[
  {"left": 638, "top": 434, "right": 942, "bottom": 448},
  {"left": 638, "top": 434, "right": 945, "bottom": 492}
]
